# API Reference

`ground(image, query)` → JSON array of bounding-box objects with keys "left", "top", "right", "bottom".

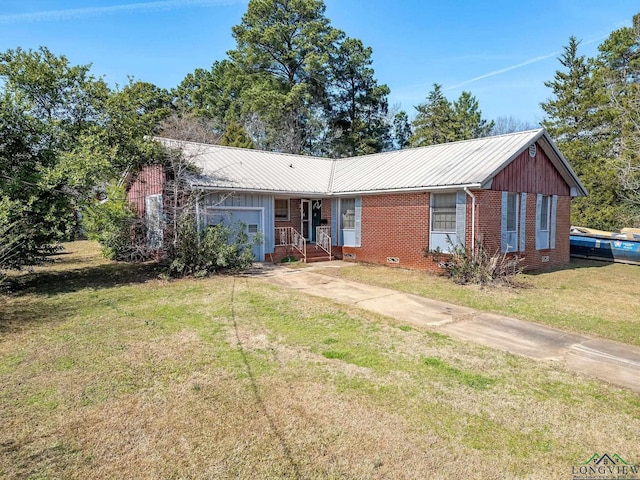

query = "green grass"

[
  {"left": 311, "top": 260, "right": 640, "bottom": 346},
  {"left": 1, "top": 241, "right": 639, "bottom": 479},
  {"left": 421, "top": 356, "right": 496, "bottom": 390}
]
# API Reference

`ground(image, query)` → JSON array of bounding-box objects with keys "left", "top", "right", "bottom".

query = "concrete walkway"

[{"left": 249, "top": 261, "right": 640, "bottom": 394}]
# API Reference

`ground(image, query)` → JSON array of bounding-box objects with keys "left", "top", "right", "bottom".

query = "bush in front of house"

[
  {"left": 426, "top": 239, "right": 523, "bottom": 286},
  {"left": 83, "top": 185, "right": 143, "bottom": 261},
  {"left": 167, "top": 213, "right": 261, "bottom": 278}
]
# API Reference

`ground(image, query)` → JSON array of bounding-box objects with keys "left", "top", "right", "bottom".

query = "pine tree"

[
  {"left": 392, "top": 111, "right": 412, "bottom": 149},
  {"left": 326, "top": 37, "right": 390, "bottom": 157},
  {"left": 541, "top": 36, "right": 629, "bottom": 229},
  {"left": 452, "top": 91, "right": 494, "bottom": 139},
  {"left": 410, "top": 84, "right": 455, "bottom": 147},
  {"left": 219, "top": 122, "right": 254, "bottom": 149},
  {"left": 228, "top": 0, "right": 342, "bottom": 154},
  {"left": 597, "top": 15, "right": 640, "bottom": 223}
]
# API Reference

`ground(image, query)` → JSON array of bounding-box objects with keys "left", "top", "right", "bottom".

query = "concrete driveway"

[{"left": 250, "top": 262, "right": 640, "bottom": 394}]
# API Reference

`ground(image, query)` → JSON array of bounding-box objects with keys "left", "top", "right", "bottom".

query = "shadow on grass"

[
  {"left": 525, "top": 257, "right": 611, "bottom": 276},
  {"left": 0, "top": 260, "right": 165, "bottom": 335},
  {"left": 4, "top": 260, "right": 165, "bottom": 296}
]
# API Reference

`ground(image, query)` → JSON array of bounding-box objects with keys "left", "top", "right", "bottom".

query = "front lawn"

[{"left": 1, "top": 242, "right": 639, "bottom": 479}]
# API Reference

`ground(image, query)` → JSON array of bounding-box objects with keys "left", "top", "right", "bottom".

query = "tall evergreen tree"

[
  {"left": 228, "top": 0, "right": 342, "bottom": 154},
  {"left": 452, "top": 91, "right": 494, "bottom": 139},
  {"left": 174, "top": 60, "right": 245, "bottom": 129},
  {"left": 326, "top": 37, "right": 390, "bottom": 157},
  {"left": 410, "top": 85, "right": 492, "bottom": 146},
  {"left": 410, "top": 84, "right": 455, "bottom": 147},
  {"left": 541, "top": 36, "right": 628, "bottom": 229},
  {"left": 597, "top": 14, "right": 640, "bottom": 222},
  {"left": 219, "top": 122, "right": 254, "bottom": 149},
  {"left": 392, "top": 111, "right": 412, "bottom": 149}
]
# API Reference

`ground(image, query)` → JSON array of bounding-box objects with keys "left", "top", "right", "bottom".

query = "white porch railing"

[
  {"left": 315, "top": 226, "right": 332, "bottom": 260},
  {"left": 275, "top": 226, "right": 307, "bottom": 261}
]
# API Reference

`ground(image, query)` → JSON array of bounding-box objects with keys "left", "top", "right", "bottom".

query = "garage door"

[{"left": 207, "top": 208, "right": 264, "bottom": 261}]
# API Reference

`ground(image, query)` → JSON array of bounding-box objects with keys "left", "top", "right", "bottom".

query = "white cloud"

[{"left": 0, "top": 0, "right": 245, "bottom": 24}]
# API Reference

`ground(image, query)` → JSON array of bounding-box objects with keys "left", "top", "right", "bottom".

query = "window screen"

[
  {"left": 341, "top": 198, "right": 356, "bottom": 229},
  {"left": 539, "top": 196, "right": 549, "bottom": 231},
  {"left": 506, "top": 193, "right": 518, "bottom": 232},
  {"left": 431, "top": 193, "right": 457, "bottom": 232},
  {"left": 274, "top": 199, "right": 289, "bottom": 220}
]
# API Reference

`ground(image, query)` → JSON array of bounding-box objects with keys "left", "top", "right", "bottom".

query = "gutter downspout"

[{"left": 464, "top": 187, "right": 476, "bottom": 259}]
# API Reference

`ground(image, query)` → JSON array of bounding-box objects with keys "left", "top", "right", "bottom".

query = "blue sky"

[{"left": 1, "top": 1, "right": 638, "bottom": 125}]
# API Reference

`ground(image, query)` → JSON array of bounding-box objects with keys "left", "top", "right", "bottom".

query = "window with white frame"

[
  {"left": 431, "top": 193, "right": 457, "bottom": 232},
  {"left": 340, "top": 197, "right": 359, "bottom": 247},
  {"left": 537, "top": 195, "right": 551, "bottom": 249},
  {"left": 341, "top": 198, "right": 355, "bottom": 229},
  {"left": 274, "top": 198, "right": 290, "bottom": 221},
  {"left": 506, "top": 192, "right": 519, "bottom": 252},
  {"left": 502, "top": 191, "right": 526, "bottom": 253}
]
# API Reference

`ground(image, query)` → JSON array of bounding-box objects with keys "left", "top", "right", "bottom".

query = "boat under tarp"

[{"left": 570, "top": 226, "right": 640, "bottom": 265}]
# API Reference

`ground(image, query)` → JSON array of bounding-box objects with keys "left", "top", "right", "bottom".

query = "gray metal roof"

[
  {"left": 158, "top": 138, "right": 334, "bottom": 195},
  {"left": 156, "top": 129, "right": 587, "bottom": 196}
]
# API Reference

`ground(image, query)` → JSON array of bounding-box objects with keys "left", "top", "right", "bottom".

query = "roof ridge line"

[
  {"left": 328, "top": 157, "right": 337, "bottom": 192},
  {"left": 153, "top": 136, "right": 334, "bottom": 161}
]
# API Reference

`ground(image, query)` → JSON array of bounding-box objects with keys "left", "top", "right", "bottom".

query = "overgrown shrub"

[
  {"left": 0, "top": 199, "right": 63, "bottom": 271},
  {"left": 426, "top": 239, "right": 523, "bottom": 286},
  {"left": 167, "top": 213, "right": 261, "bottom": 277},
  {"left": 82, "top": 185, "right": 143, "bottom": 261}
]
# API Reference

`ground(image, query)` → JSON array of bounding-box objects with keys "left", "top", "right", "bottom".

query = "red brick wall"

[
  {"left": 126, "top": 165, "right": 165, "bottom": 216},
  {"left": 474, "top": 190, "right": 571, "bottom": 270},
  {"left": 274, "top": 198, "right": 301, "bottom": 231},
  {"left": 341, "top": 190, "right": 572, "bottom": 272},
  {"left": 342, "top": 193, "right": 441, "bottom": 271}
]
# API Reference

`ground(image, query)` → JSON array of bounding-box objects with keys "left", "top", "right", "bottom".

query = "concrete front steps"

[
  {"left": 271, "top": 244, "right": 336, "bottom": 263},
  {"left": 305, "top": 246, "right": 335, "bottom": 263}
]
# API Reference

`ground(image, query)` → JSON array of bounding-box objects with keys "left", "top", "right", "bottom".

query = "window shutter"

[
  {"left": 145, "top": 194, "right": 163, "bottom": 249},
  {"left": 456, "top": 191, "right": 466, "bottom": 247},
  {"left": 535, "top": 194, "right": 542, "bottom": 250},
  {"left": 354, "top": 197, "right": 362, "bottom": 247},
  {"left": 550, "top": 195, "right": 558, "bottom": 249},
  {"left": 331, "top": 198, "right": 339, "bottom": 246},
  {"left": 500, "top": 191, "right": 508, "bottom": 253},
  {"left": 519, "top": 193, "right": 527, "bottom": 252}
]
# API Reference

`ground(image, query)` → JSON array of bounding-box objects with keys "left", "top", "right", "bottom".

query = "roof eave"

[
  {"left": 188, "top": 183, "right": 329, "bottom": 197},
  {"left": 189, "top": 182, "right": 484, "bottom": 197},
  {"left": 329, "top": 183, "right": 483, "bottom": 196}
]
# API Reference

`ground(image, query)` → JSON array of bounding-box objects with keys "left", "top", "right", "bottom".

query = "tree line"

[
  {"left": 541, "top": 14, "right": 640, "bottom": 230},
  {"left": 1, "top": 0, "right": 638, "bottom": 273}
]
